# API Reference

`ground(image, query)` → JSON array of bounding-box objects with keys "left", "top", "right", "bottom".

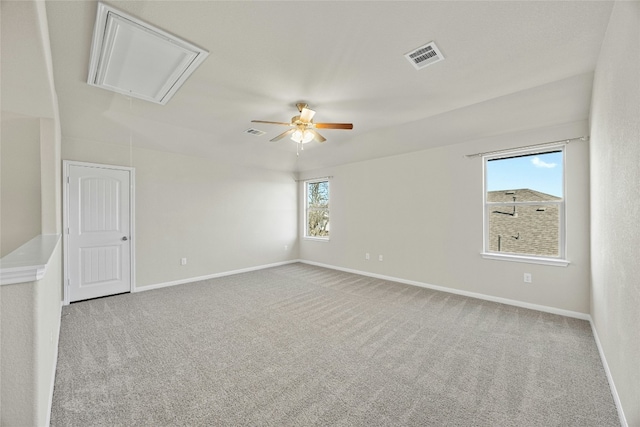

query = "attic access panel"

[{"left": 87, "top": 2, "right": 209, "bottom": 105}]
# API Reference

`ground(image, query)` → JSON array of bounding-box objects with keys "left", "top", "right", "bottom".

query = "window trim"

[
  {"left": 480, "top": 252, "right": 570, "bottom": 267},
  {"left": 303, "top": 178, "right": 330, "bottom": 241},
  {"left": 482, "top": 145, "right": 569, "bottom": 266}
]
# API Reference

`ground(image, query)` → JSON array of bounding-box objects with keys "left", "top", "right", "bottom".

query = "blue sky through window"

[{"left": 486, "top": 151, "right": 563, "bottom": 197}]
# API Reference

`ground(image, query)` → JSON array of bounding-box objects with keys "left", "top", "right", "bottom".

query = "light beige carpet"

[{"left": 51, "top": 263, "right": 619, "bottom": 426}]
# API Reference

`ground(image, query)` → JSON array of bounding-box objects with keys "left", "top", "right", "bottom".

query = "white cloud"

[{"left": 531, "top": 157, "right": 557, "bottom": 168}]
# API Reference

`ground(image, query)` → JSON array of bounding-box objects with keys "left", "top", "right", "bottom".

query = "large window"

[
  {"left": 305, "top": 179, "right": 330, "bottom": 239},
  {"left": 483, "top": 146, "right": 566, "bottom": 264}
]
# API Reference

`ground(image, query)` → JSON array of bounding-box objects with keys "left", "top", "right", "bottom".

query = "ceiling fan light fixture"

[
  {"left": 291, "top": 129, "right": 314, "bottom": 144},
  {"left": 252, "top": 103, "right": 353, "bottom": 145}
]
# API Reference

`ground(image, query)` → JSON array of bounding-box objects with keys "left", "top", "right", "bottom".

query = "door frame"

[{"left": 63, "top": 160, "right": 136, "bottom": 305}]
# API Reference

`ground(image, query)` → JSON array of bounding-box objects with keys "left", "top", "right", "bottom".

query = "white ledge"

[
  {"left": 0, "top": 234, "right": 61, "bottom": 285},
  {"left": 481, "top": 252, "right": 569, "bottom": 267},
  {"left": 303, "top": 237, "right": 330, "bottom": 242}
]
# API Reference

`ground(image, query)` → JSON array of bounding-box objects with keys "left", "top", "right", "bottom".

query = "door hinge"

[
  {"left": 67, "top": 176, "right": 70, "bottom": 184},
  {"left": 67, "top": 227, "right": 70, "bottom": 234}
]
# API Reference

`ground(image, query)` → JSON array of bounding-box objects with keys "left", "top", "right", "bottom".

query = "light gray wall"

[
  {"left": 62, "top": 138, "right": 298, "bottom": 288},
  {"left": 300, "top": 120, "right": 591, "bottom": 314},
  {"left": 0, "top": 243, "right": 62, "bottom": 426},
  {"left": 40, "top": 118, "right": 62, "bottom": 235},
  {"left": 0, "top": 117, "right": 42, "bottom": 257},
  {"left": 590, "top": 1, "right": 640, "bottom": 425},
  {"left": 34, "top": 243, "right": 62, "bottom": 425},
  {"left": 0, "top": 1, "right": 63, "bottom": 424},
  {"left": 0, "top": 281, "right": 37, "bottom": 424}
]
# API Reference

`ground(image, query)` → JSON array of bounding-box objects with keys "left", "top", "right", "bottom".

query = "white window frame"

[
  {"left": 304, "top": 179, "right": 330, "bottom": 241},
  {"left": 481, "top": 145, "right": 569, "bottom": 267}
]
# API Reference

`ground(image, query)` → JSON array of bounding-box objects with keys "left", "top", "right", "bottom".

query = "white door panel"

[{"left": 67, "top": 164, "right": 132, "bottom": 302}]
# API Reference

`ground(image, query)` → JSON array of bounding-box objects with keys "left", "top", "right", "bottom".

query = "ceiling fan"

[{"left": 252, "top": 103, "right": 353, "bottom": 145}]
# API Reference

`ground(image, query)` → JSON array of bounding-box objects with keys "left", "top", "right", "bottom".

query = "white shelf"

[{"left": 0, "top": 234, "right": 61, "bottom": 285}]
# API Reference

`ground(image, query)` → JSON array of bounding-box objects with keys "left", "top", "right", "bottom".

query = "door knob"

[{"left": 122, "top": 236, "right": 128, "bottom": 241}]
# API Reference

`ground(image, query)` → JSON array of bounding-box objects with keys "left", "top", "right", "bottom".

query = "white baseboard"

[
  {"left": 298, "top": 260, "right": 590, "bottom": 320},
  {"left": 589, "top": 318, "right": 628, "bottom": 427},
  {"left": 133, "top": 260, "right": 300, "bottom": 293},
  {"left": 46, "top": 301, "right": 63, "bottom": 427}
]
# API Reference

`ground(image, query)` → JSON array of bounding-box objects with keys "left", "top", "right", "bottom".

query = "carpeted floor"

[{"left": 51, "top": 263, "right": 619, "bottom": 426}]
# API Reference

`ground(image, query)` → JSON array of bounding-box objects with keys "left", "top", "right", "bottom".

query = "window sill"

[
  {"left": 481, "top": 252, "right": 569, "bottom": 267},
  {"left": 303, "top": 237, "right": 330, "bottom": 242}
]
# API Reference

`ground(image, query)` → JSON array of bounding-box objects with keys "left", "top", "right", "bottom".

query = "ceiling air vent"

[
  {"left": 87, "top": 2, "right": 209, "bottom": 105},
  {"left": 404, "top": 41, "right": 444, "bottom": 70},
  {"left": 245, "top": 128, "right": 266, "bottom": 136}
]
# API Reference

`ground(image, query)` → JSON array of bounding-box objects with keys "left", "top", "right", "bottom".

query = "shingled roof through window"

[{"left": 487, "top": 189, "right": 561, "bottom": 257}]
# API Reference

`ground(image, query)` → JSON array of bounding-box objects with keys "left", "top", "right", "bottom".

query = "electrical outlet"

[
  {"left": 379, "top": 255, "right": 383, "bottom": 262},
  {"left": 524, "top": 273, "right": 532, "bottom": 283},
  {"left": 181, "top": 258, "right": 187, "bottom": 266},
  {"left": 365, "top": 253, "right": 370, "bottom": 260}
]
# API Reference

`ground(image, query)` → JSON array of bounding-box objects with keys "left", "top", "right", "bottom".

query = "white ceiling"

[{"left": 44, "top": 1, "right": 614, "bottom": 172}]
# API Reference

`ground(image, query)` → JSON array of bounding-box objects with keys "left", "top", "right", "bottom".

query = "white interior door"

[{"left": 66, "top": 163, "right": 133, "bottom": 302}]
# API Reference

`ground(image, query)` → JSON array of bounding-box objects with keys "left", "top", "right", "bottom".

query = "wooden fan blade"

[
  {"left": 251, "top": 120, "right": 292, "bottom": 126},
  {"left": 314, "top": 123, "right": 353, "bottom": 130},
  {"left": 310, "top": 129, "right": 326, "bottom": 143},
  {"left": 299, "top": 107, "right": 316, "bottom": 123},
  {"left": 270, "top": 129, "right": 295, "bottom": 142}
]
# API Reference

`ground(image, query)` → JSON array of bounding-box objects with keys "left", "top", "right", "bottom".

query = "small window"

[
  {"left": 304, "top": 179, "right": 330, "bottom": 239},
  {"left": 483, "top": 147, "right": 566, "bottom": 263}
]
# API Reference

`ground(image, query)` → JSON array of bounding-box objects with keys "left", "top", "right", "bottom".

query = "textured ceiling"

[{"left": 44, "top": 1, "right": 614, "bottom": 172}]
